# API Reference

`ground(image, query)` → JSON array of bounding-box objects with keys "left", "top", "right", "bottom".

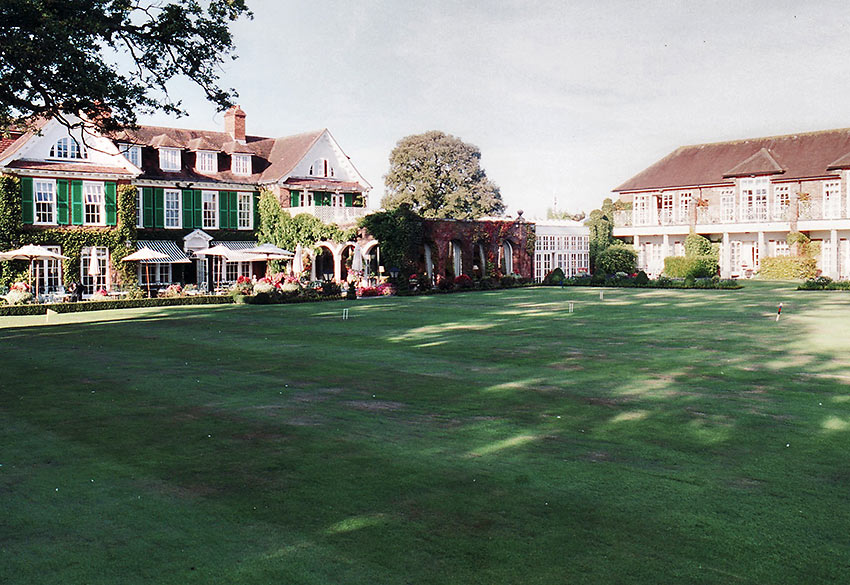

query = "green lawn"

[{"left": 2, "top": 283, "right": 850, "bottom": 584}]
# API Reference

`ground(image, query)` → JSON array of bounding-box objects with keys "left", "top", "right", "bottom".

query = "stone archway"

[{"left": 314, "top": 244, "right": 335, "bottom": 280}]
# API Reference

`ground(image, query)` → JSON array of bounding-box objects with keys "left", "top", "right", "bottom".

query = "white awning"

[{"left": 136, "top": 240, "right": 192, "bottom": 264}]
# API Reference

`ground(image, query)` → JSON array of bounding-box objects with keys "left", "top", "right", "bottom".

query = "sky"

[{"left": 137, "top": 0, "right": 850, "bottom": 218}]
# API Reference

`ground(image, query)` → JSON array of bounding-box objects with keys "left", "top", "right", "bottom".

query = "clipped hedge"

[
  {"left": 798, "top": 276, "right": 850, "bottom": 290},
  {"left": 759, "top": 256, "right": 818, "bottom": 280},
  {"left": 663, "top": 255, "right": 718, "bottom": 278},
  {"left": 556, "top": 274, "right": 741, "bottom": 290},
  {"left": 0, "top": 295, "right": 233, "bottom": 317}
]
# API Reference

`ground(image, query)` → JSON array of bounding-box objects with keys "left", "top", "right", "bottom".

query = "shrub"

[
  {"left": 759, "top": 256, "right": 818, "bottom": 280},
  {"left": 321, "top": 280, "right": 342, "bottom": 296},
  {"left": 436, "top": 275, "right": 453, "bottom": 291},
  {"left": 663, "top": 255, "right": 718, "bottom": 278},
  {"left": 595, "top": 244, "right": 637, "bottom": 274},
  {"left": 454, "top": 274, "right": 473, "bottom": 289},
  {"left": 684, "top": 232, "right": 714, "bottom": 257},
  {"left": 634, "top": 270, "right": 649, "bottom": 285},
  {"left": 477, "top": 277, "right": 496, "bottom": 290},
  {"left": 542, "top": 267, "right": 566, "bottom": 285},
  {"left": 3, "top": 289, "right": 33, "bottom": 305},
  {"left": 253, "top": 281, "right": 275, "bottom": 295}
]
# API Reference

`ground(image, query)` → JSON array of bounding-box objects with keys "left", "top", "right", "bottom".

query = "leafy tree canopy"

[
  {"left": 358, "top": 205, "right": 424, "bottom": 276},
  {"left": 546, "top": 207, "right": 586, "bottom": 221},
  {"left": 0, "top": 0, "right": 251, "bottom": 133},
  {"left": 382, "top": 130, "right": 504, "bottom": 220}
]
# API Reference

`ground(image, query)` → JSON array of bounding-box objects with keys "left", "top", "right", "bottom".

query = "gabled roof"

[
  {"left": 258, "top": 129, "right": 325, "bottom": 182},
  {"left": 723, "top": 147, "right": 784, "bottom": 177},
  {"left": 615, "top": 127, "right": 850, "bottom": 192},
  {"left": 0, "top": 118, "right": 50, "bottom": 161}
]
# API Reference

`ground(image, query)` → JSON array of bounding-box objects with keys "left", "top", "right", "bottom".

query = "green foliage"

[
  {"left": 382, "top": 131, "right": 504, "bottom": 220},
  {"left": 798, "top": 276, "right": 850, "bottom": 290},
  {"left": 585, "top": 198, "right": 616, "bottom": 273},
  {"left": 545, "top": 208, "right": 585, "bottom": 221},
  {"left": 663, "top": 255, "right": 718, "bottom": 278},
  {"left": 635, "top": 270, "right": 649, "bottom": 285},
  {"left": 759, "top": 256, "right": 818, "bottom": 280},
  {"left": 358, "top": 205, "right": 424, "bottom": 276},
  {"left": 561, "top": 274, "right": 741, "bottom": 289},
  {"left": 595, "top": 243, "right": 637, "bottom": 274},
  {"left": 256, "top": 190, "right": 345, "bottom": 252},
  {"left": 0, "top": 0, "right": 252, "bottom": 133},
  {"left": 0, "top": 295, "right": 233, "bottom": 316},
  {"left": 542, "top": 267, "right": 566, "bottom": 285},
  {"left": 684, "top": 232, "right": 715, "bottom": 258},
  {"left": 786, "top": 231, "right": 820, "bottom": 260}
]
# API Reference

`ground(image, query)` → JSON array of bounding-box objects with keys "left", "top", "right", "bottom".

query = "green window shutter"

[
  {"left": 193, "top": 190, "right": 202, "bottom": 228},
  {"left": 104, "top": 182, "right": 117, "bottom": 225},
  {"left": 57, "top": 180, "right": 69, "bottom": 224},
  {"left": 229, "top": 192, "right": 238, "bottom": 229},
  {"left": 253, "top": 191, "right": 260, "bottom": 229},
  {"left": 21, "top": 177, "right": 34, "bottom": 224},
  {"left": 290, "top": 191, "right": 299, "bottom": 207},
  {"left": 142, "top": 187, "right": 154, "bottom": 228},
  {"left": 182, "top": 190, "right": 193, "bottom": 228},
  {"left": 154, "top": 188, "right": 165, "bottom": 229},
  {"left": 218, "top": 191, "right": 229, "bottom": 229},
  {"left": 344, "top": 193, "right": 353, "bottom": 207},
  {"left": 71, "top": 180, "right": 84, "bottom": 225}
]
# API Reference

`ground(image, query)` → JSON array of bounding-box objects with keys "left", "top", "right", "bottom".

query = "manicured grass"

[{"left": 2, "top": 283, "right": 850, "bottom": 584}]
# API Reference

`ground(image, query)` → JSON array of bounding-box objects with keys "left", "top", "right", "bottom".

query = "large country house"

[
  {"left": 612, "top": 128, "right": 850, "bottom": 279},
  {"left": 0, "top": 107, "right": 372, "bottom": 294}
]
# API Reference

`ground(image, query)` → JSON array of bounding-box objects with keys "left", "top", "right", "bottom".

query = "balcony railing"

[
  {"left": 285, "top": 205, "right": 369, "bottom": 225},
  {"left": 614, "top": 203, "right": 836, "bottom": 228}
]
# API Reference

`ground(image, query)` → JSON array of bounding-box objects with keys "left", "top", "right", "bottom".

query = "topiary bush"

[
  {"left": 759, "top": 256, "right": 818, "bottom": 280},
  {"left": 542, "top": 267, "right": 566, "bottom": 285},
  {"left": 663, "top": 255, "right": 718, "bottom": 278},
  {"left": 595, "top": 244, "right": 637, "bottom": 274}
]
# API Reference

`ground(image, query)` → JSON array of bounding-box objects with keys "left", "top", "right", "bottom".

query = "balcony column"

[
  {"left": 662, "top": 234, "right": 670, "bottom": 261},
  {"left": 303, "top": 188, "right": 309, "bottom": 207},
  {"left": 831, "top": 229, "right": 839, "bottom": 278},
  {"left": 633, "top": 235, "right": 641, "bottom": 270},
  {"left": 309, "top": 251, "right": 317, "bottom": 281},
  {"left": 757, "top": 232, "right": 765, "bottom": 269},
  {"left": 333, "top": 248, "right": 343, "bottom": 282},
  {"left": 721, "top": 232, "right": 730, "bottom": 278}
]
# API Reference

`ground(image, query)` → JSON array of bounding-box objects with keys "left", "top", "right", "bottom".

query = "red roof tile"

[
  {"left": 6, "top": 160, "right": 135, "bottom": 175},
  {"left": 723, "top": 147, "right": 784, "bottom": 177},
  {"left": 615, "top": 127, "right": 850, "bottom": 192}
]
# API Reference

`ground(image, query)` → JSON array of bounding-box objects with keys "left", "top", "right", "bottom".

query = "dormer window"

[
  {"left": 196, "top": 151, "right": 218, "bottom": 173},
  {"left": 50, "top": 137, "right": 86, "bottom": 159},
  {"left": 309, "top": 158, "right": 334, "bottom": 178},
  {"left": 119, "top": 143, "right": 141, "bottom": 167},
  {"left": 159, "top": 147, "right": 181, "bottom": 171},
  {"left": 232, "top": 154, "right": 251, "bottom": 176}
]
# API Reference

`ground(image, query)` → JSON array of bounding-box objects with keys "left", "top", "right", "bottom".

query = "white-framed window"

[
  {"left": 634, "top": 194, "right": 651, "bottom": 225},
  {"left": 196, "top": 151, "right": 218, "bottom": 173},
  {"left": 119, "top": 143, "right": 141, "bottom": 167},
  {"left": 34, "top": 179, "right": 56, "bottom": 224},
  {"left": 136, "top": 189, "right": 143, "bottom": 228},
  {"left": 659, "top": 193, "right": 673, "bottom": 224},
  {"left": 772, "top": 240, "right": 790, "bottom": 256},
  {"left": 721, "top": 189, "right": 735, "bottom": 222},
  {"left": 299, "top": 191, "right": 314, "bottom": 207},
  {"left": 677, "top": 192, "right": 692, "bottom": 224},
  {"left": 81, "top": 246, "right": 109, "bottom": 294},
  {"left": 196, "top": 258, "right": 208, "bottom": 290},
  {"left": 202, "top": 190, "right": 218, "bottom": 229},
  {"left": 824, "top": 181, "right": 841, "bottom": 219},
  {"left": 164, "top": 189, "right": 181, "bottom": 228},
  {"left": 139, "top": 263, "right": 171, "bottom": 285},
  {"left": 232, "top": 154, "right": 251, "bottom": 176},
  {"left": 237, "top": 192, "right": 252, "bottom": 229},
  {"left": 740, "top": 177, "right": 768, "bottom": 222},
  {"left": 83, "top": 182, "right": 105, "bottom": 225},
  {"left": 730, "top": 241, "right": 742, "bottom": 271},
  {"left": 49, "top": 136, "right": 86, "bottom": 159},
  {"left": 309, "top": 158, "right": 334, "bottom": 177},
  {"left": 773, "top": 184, "right": 790, "bottom": 219},
  {"left": 214, "top": 260, "right": 251, "bottom": 284},
  {"left": 34, "top": 245, "right": 63, "bottom": 292},
  {"left": 159, "top": 148, "right": 181, "bottom": 171}
]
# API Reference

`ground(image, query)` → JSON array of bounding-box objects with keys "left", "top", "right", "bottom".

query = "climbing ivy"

[
  {"left": 256, "top": 189, "right": 345, "bottom": 253},
  {"left": 358, "top": 204, "right": 424, "bottom": 276}
]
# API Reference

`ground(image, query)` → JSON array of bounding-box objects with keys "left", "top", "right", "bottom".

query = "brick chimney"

[{"left": 224, "top": 105, "right": 246, "bottom": 142}]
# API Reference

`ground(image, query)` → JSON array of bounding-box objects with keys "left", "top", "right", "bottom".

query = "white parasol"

[
  {"left": 243, "top": 243, "right": 294, "bottom": 278},
  {"left": 194, "top": 245, "right": 244, "bottom": 291},
  {"left": 0, "top": 244, "right": 69, "bottom": 299},
  {"left": 292, "top": 243, "right": 303, "bottom": 276}
]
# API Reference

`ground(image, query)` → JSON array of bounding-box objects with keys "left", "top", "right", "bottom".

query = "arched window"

[
  {"left": 502, "top": 241, "right": 513, "bottom": 275},
  {"left": 309, "top": 158, "right": 335, "bottom": 177},
  {"left": 451, "top": 241, "right": 463, "bottom": 278},
  {"left": 424, "top": 243, "right": 433, "bottom": 282},
  {"left": 49, "top": 137, "right": 86, "bottom": 159}
]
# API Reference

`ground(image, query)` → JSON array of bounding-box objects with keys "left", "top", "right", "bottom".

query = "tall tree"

[
  {"left": 586, "top": 198, "right": 616, "bottom": 273},
  {"left": 0, "top": 0, "right": 251, "bottom": 133},
  {"left": 382, "top": 130, "right": 504, "bottom": 220}
]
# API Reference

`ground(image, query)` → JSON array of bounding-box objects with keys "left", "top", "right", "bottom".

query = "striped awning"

[
  {"left": 211, "top": 240, "right": 259, "bottom": 251},
  {"left": 136, "top": 240, "right": 192, "bottom": 264}
]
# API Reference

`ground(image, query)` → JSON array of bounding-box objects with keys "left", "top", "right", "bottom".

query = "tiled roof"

[
  {"left": 723, "top": 147, "right": 784, "bottom": 177},
  {"left": 135, "top": 240, "right": 191, "bottom": 264},
  {"left": 0, "top": 118, "right": 49, "bottom": 161},
  {"left": 614, "top": 127, "right": 850, "bottom": 192},
  {"left": 6, "top": 159, "right": 136, "bottom": 175}
]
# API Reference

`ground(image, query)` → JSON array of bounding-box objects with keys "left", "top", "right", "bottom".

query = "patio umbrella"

[
  {"left": 351, "top": 242, "right": 363, "bottom": 285},
  {"left": 122, "top": 246, "right": 169, "bottom": 297},
  {"left": 194, "top": 245, "right": 241, "bottom": 292},
  {"left": 0, "top": 244, "right": 69, "bottom": 299},
  {"left": 243, "top": 243, "right": 293, "bottom": 278},
  {"left": 292, "top": 243, "right": 303, "bottom": 277}
]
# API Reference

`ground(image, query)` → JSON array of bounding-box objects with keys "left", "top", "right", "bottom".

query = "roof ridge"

[{"left": 680, "top": 126, "right": 850, "bottom": 149}]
